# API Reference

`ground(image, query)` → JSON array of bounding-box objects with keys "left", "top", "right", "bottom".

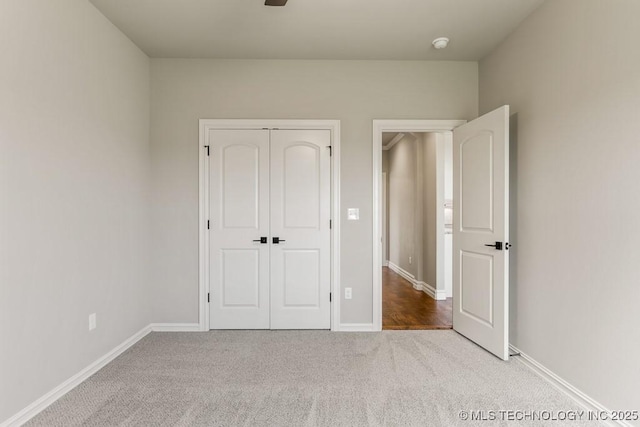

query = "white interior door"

[
  {"left": 209, "top": 130, "right": 270, "bottom": 329},
  {"left": 453, "top": 105, "right": 510, "bottom": 360},
  {"left": 269, "top": 130, "right": 331, "bottom": 329}
]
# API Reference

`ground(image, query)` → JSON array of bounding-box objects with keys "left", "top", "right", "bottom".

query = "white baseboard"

[
  {"left": 418, "top": 280, "right": 436, "bottom": 299},
  {"left": 387, "top": 261, "right": 446, "bottom": 301},
  {"left": 418, "top": 281, "right": 447, "bottom": 301},
  {"left": 150, "top": 323, "right": 201, "bottom": 332},
  {"left": 1, "top": 325, "right": 152, "bottom": 427},
  {"left": 510, "top": 344, "right": 631, "bottom": 427},
  {"left": 337, "top": 323, "right": 376, "bottom": 332},
  {"left": 383, "top": 260, "right": 389, "bottom": 267},
  {"left": 387, "top": 261, "right": 415, "bottom": 282}
]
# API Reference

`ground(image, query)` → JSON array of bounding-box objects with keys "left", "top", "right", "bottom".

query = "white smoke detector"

[{"left": 432, "top": 37, "right": 450, "bottom": 49}]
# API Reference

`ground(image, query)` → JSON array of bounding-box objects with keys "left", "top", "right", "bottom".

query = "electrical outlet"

[
  {"left": 89, "top": 313, "right": 97, "bottom": 331},
  {"left": 345, "top": 288, "right": 352, "bottom": 300},
  {"left": 409, "top": 256, "right": 412, "bottom": 264}
]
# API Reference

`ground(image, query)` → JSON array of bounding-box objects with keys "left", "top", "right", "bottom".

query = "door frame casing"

[
  {"left": 199, "top": 119, "right": 341, "bottom": 331},
  {"left": 372, "top": 120, "right": 465, "bottom": 331}
]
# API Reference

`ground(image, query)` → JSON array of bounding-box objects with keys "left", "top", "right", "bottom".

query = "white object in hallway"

[
  {"left": 269, "top": 130, "right": 331, "bottom": 329},
  {"left": 347, "top": 208, "right": 359, "bottom": 220},
  {"left": 88, "top": 313, "right": 96, "bottom": 331},
  {"left": 444, "top": 140, "right": 453, "bottom": 298},
  {"left": 453, "top": 105, "right": 510, "bottom": 360},
  {"left": 381, "top": 172, "right": 387, "bottom": 265},
  {"left": 444, "top": 232, "right": 453, "bottom": 298}
]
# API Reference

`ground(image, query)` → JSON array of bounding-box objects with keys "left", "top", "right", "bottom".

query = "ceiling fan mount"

[{"left": 265, "top": 0, "right": 288, "bottom": 6}]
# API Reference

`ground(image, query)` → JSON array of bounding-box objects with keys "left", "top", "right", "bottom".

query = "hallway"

[{"left": 382, "top": 267, "right": 452, "bottom": 330}]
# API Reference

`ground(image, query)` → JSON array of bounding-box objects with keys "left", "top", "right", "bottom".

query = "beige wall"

[
  {"left": 0, "top": 0, "right": 151, "bottom": 421},
  {"left": 388, "top": 136, "right": 417, "bottom": 276},
  {"left": 480, "top": 0, "right": 640, "bottom": 411},
  {"left": 421, "top": 133, "right": 438, "bottom": 289},
  {"left": 381, "top": 150, "right": 389, "bottom": 262},
  {"left": 150, "top": 59, "right": 478, "bottom": 324}
]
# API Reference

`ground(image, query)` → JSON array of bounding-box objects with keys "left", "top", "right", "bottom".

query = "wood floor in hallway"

[{"left": 382, "top": 267, "right": 452, "bottom": 330}]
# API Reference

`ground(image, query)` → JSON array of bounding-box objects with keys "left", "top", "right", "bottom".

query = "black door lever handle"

[
  {"left": 272, "top": 237, "right": 286, "bottom": 244},
  {"left": 253, "top": 237, "right": 268, "bottom": 244},
  {"left": 484, "top": 241, "right": 503, "bottom": 250}
]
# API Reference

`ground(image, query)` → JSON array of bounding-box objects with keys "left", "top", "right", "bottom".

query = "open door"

[{"left": 453, "top": 105, "right": 510, "bottom": 360}]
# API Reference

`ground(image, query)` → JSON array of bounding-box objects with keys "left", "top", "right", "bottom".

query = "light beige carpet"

[{"left": 27, "top": 331, "right": 603, "bottom": 426}]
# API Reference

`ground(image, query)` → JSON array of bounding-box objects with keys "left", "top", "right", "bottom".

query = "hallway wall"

[
  {"left": 421, "top": 133, "right": 439, "bottom": 290},
  {"left": 388, "top": 135, "right": 417, "bottom": 276}
]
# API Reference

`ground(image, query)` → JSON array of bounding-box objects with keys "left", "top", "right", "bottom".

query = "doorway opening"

[
  {"left": 372, "top": 120, "right": 464, "bottom": 332},
  {"left": 373, "top": 109, "right": 511, "bottom": 360},
  {"left": 381, "top": 131, "right": 454, "bottom": 329}
]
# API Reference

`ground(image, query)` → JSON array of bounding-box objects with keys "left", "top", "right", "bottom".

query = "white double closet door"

[{"left": 208, "top": 129, "right": 331, "bottom": 330}]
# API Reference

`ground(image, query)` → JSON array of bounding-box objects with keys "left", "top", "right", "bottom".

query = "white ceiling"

[{"left": 89, "top": 0, "right": 544, "bottom": 60}]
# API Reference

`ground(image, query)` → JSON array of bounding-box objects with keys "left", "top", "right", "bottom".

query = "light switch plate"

[{"left": 347, "top": 208, "right": 360, "bottom": 220}]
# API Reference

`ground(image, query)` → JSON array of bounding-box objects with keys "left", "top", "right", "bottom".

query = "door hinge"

[
  {"left": 207, "top": 293, "right": 210, "bottom": 303},
  {"left": 204, "top": 145, "right": 210, "bottom": 156},
  {"left": 207, "top": 220, "right": 210, "bottom": 230},
  {"left": 328, "top": 146, "right": 332, "bottom": 156},
  {"left": 329, "top": 219, "right": 332, "bottom": 229},
  {"left": 329, "top": 292, "right": 332, "bottom": 302}
]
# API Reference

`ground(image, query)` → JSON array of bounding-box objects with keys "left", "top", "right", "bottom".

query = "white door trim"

[
  {"left": 372, "top": 120, "right": 465, "bottom": 331},
  {"left": 199, "top": 119, "right": 341, "bottom": 331}
]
